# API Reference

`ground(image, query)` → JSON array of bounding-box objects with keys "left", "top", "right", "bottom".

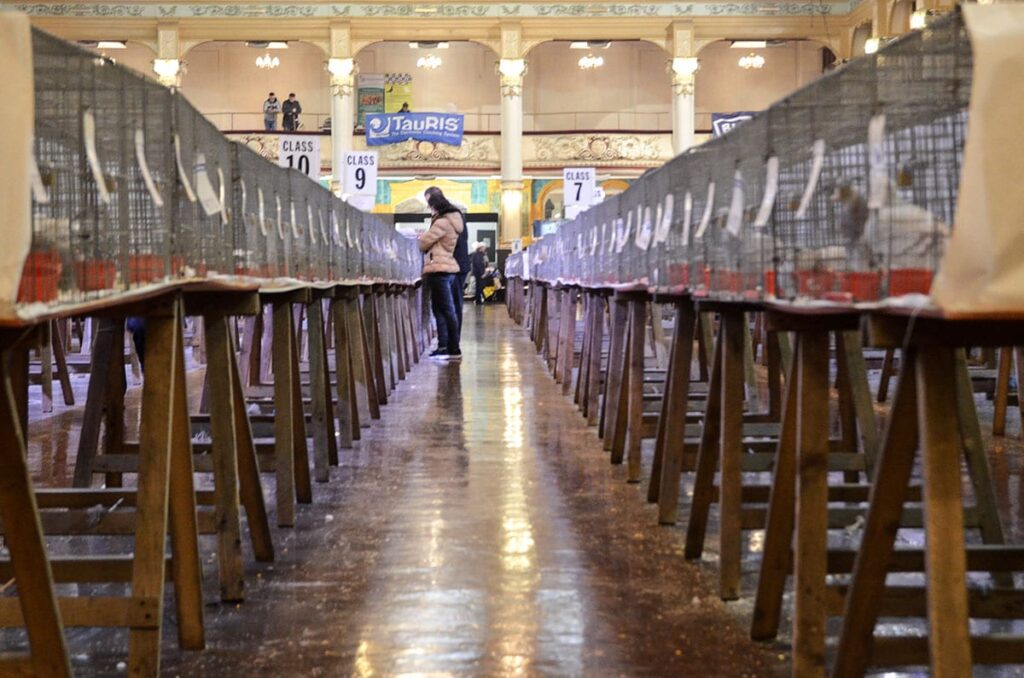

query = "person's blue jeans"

[
  {"left": 264, "top": 118, "right": 277, "bottom": 131},
  {"left": 427, "top": 273, "right": 460, "bottom": 353}
]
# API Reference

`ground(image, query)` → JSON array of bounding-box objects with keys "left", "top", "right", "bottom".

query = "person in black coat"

[
  {"left": 282, "top": 93, "right": 302, "bottom": 131},
  {"left": 470, "top": 242, "right": 489, "bottom": 305}
]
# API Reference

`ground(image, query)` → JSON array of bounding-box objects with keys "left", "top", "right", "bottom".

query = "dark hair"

[
  {"left": 289, "top": 92, "right": 296, "bottom": 97},
  {"left": 425, "top": 186, "right": 458, "bottom": 216},
  {"left": 269, "top": 92, "right": 275, "bottom": 96}
]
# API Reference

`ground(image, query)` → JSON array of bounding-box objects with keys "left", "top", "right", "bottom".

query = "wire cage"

[
  {"left": 27, "top": 31, "right": 174, "bottom": 304},
  {"left": 172, "top": 92, "right": 233, "bottom": 280},
  {"left": 286, "top": 170, "right": 313, "bottom": 281},
  {"left": 230, "top": 141, "right": 273, "bottom": 278},
  {"left": 869, "top": 13, "right": 968, "bottom": 297},
  {"left": 346, "top": 208, "right": 365, "bottom": 281}
]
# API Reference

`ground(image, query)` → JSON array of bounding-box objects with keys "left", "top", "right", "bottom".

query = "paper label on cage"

[
  {"left": 681, "top": 191, "right": 694, "bottom": 247},
  {"left": 173, "top": 135, "right": 197, "bottom": 203},
  {"left": 82, "top": 110, "right": 110, "bottom": 205},
  {"left": 217, "top": 167, "right": 228, "bottom": 224},
  {"left": 331, "top": 211, "right": 341, "bottom": 245},
  {"left": 868, "top": 113, "right": 888, "bottom": 209},
  {"left": 194, "top": 153, "right": 222, "bottom": 217},
  {"left": 29, "top": 152, "right": 49, "bottom": 205},
  {"left": 345, "top": 220, "right": 354, "bottom": 248},
  {"left": 290, "top": 201, "right": 300, "bottom": 239},
  {"left": 320, "top": 210, "right": 329, "bottom": 244},
  {"left": 308, "top": 205, "right": 316, "bottom": 243},
  {"left": 257, "top": 187, "right": 267, "bottom": 236},
  {"left": 754, "top": 156, "right": 779, "bottom": 227},
  {"left": 726, "top": 170, "right": 745, "bottom": 236},
  {"left": 616, "top": 214, "right": 631, "bottom": 254},
  {"left": 240, "top": 179, "right": 248, "bottom": 217},
  {"left": 796, "top": 139, "right": 826, "bottom": 218},
  {"left": 276, "top": 195, "right": 285, "bottom": 240},
  {"left": 590, "top": 228, "right": 598, "bottom": 255},
  {"left": 133, "top": 129, "right": 164, "bottom": 208},
  {"left": 654, "top": 193, "right": 674, "bottom": 245},
  {"left": 636, "top": 206, "right": 654, "bottom": 251},
  {"left": 695, "top": 182, "right": 716, "bottom": 240}
]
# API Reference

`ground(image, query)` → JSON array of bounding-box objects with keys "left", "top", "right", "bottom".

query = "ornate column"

[
  {"left": 668, "top": 22, "right": 698, "bottom": 156},
  {"left": 153, "top": 23, "right": 181, "bottom": 87},
  {"left": 499, "top": 24, "right": 526, "bottom": 242},
  {"left": 670, "top": 59, "right": 698, "bottom": 155},
  {"left": 328, "top": 23, "right": 355, "bottom": 196}
]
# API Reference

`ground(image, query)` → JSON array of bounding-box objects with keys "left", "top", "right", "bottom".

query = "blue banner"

[
  {"left": 365, "top": 112, "right": 464, "bottom": 147},
  {"left": 711, "top": 111, "right": 758, "bottom": 137}
]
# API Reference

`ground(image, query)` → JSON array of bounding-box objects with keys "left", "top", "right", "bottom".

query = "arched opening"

[
  {"left": 354, "top": 41, "right": 500, "bottom": 132},
  {"left": 523, "top": 40, "right": 671, "bottom": 132},
  {"left": 890, "top": 0, "right": 915, "bottom": 34},
  {"left": 851, "top": 23, "right": 873, "bottom": 57},
  {"left": 79, "top": 41, "right": 157, "bottom": 79},
  {"left": 694, "top": 39, "right": 837, "bottom": 135},
  {"left": 178, "top": 40, "right": 331, "bottom": 131}
]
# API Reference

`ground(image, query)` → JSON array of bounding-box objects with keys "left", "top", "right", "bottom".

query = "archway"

[
  {"left": 851, "top": 23, "right": 873, "bottom": 58},
  {"left": 694, "top": 39, "right": 837, "bottom": 133},
  {"left": 522, "top": 40, "right": 671, "bottom": 133},
  {"left": 178, "top": 40, "right": 331, "bottom": 131},
  {"left": 890, "top": 0, "right": 915, "bottom": 34},
  {"left": 354, "top": 41, "right": 500, "bottom": 132}
]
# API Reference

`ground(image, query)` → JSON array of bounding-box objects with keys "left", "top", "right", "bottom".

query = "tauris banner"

[{"left": 365, "top": 112, "right": 464, "bottom": 147}]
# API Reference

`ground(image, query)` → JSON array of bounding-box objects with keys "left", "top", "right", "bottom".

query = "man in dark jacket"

[
  {"left": 282, "top": 93, "right": 302, "bottom": 131},
  {"left": 470, "top": 242, "right": 489, "bottom": 305},
  {"left": 451, "top": 218, "right": 470, "bottom": 332}
]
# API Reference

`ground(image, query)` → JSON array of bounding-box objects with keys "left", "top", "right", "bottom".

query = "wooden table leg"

[
  {"left": 0, "top": 339, "right": 71, "bottom": 677},
  {"left": 272, "top": 301, "right": 298, "bottom": 527},
  {"left": 229, "top": 341, "right": 274, "bottom": 562},
  {"left": 751, "top": 340, "right": 799, "bottom": 641},
  {"left": 129, "top": 299, "right": 200, "bottom": 674},
  {"left": 307, "top": 300, "right": 332, "bottom": 483},
  {"left": 877, "top": 347, "right": 896, "bottom": 403},
  {"left": 332, "top": 297, "right": 356, "bottom": 448},
  {"left": 685, "top": 325, "right": 723, "bottom": 561},
  {"left": 51, "top": 319, "right": 74, "bottom": 407},
  {"left": 167, "top": 310, "right": 205, "bottom": 650},
  {"left": 358, "top": 292, "right": 381, "bottom": 421},
  {"left": 653, "top": 299, "right": 696, "bottom": 517},
  {"left": 718, "top": 310, "right": 745, "bottom": 600},
  {"left": 601, "top": 297, "right": 628, "bottom": 448},
  {"left": 204, "top": 316, "right": 246, "bottom": 601},
  {"left": 993, "top": 346, "right": 1012, "bottom": 437},
  {"left": 585, "top": 296, "right": 605, "bottom": 428},
  {"left": 832, "top": 352, "right": 919, "bottom": 678},
  {"left": 624, "top": 297, "right": 647, "bottom": 483},
  {"left": 917, "top": 347, "right": 972, "bottom": 676},
  {"left": 794, "top": 330, "right": 830, "bottom": 676},
  {"left": 288, "top": 308, "right": 313, "bottom": 506}
]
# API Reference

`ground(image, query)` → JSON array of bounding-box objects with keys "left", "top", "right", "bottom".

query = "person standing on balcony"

[
  {"left": 263, "top": 92, "right": 281, "bottom": 131},
  {"left": 282, "top": 93, "right": 302, "bottom": 131}
]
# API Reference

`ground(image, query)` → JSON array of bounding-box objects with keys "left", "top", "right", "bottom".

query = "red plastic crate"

[
  {"left": 888, "top": 268, "right": 933, "bottom": 296},
  {"left": 18, "top": 251, "right": 62, "bottom": 303},
  {"left": 74, "top": 259, "right": 117, "bottom": 291}
]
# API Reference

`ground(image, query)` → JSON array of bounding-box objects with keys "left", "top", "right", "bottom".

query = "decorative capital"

[
  {"left": 327, "top": 58, "right": 355, "bottom": 97},
  {"left": 498, "top": 58, "right": 526, "bottom": 98},
  {"left": 153, "top": 58, "right": 181, "bottom": 88},
  {"left": 672, "top": 76, "right": 695, "bottom": 97}
]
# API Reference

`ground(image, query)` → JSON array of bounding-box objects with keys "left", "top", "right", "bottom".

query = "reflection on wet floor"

[{"left": 12, "top": 307, "right": 1024, "bottom": 675}]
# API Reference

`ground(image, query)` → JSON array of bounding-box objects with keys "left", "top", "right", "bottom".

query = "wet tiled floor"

[
  {"left": 17, "top": 307, "right": 786, "bottom": 676},
  {"left": 13, "top": 306, "right": 1024, "bottom": 676}
]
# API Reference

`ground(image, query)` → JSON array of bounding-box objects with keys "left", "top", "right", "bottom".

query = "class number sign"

[
  {"left": 563, "top": 167, "right": 596, "bottom": 208},
  {"left": 278, "top": 136, "right": 321, "bottom": 180},
  {"left": 343, "top": 150, "right": 378, "bottom": 196}
]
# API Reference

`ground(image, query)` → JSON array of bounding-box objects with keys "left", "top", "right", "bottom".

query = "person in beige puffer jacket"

[{"left": 419, "top": 189, "right": 465, "bottom": 358}]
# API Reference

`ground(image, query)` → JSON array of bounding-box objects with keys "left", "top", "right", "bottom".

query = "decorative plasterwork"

[
  {"left": 224, "top": 131, "right": 670, "bottom": 170},
  {"left": 353, "top": 135, "right": 501, "bottom": 169},
  {"left": 11, "top": 2, "right": 855, "bottom": 19},
  {"left": 525, "top": 133, "right": 673, "bottom": 168}
]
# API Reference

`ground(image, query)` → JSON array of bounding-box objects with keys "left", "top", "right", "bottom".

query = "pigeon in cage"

[{"left": 864, "top": 182, "right": 950, "bottom": 265}]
